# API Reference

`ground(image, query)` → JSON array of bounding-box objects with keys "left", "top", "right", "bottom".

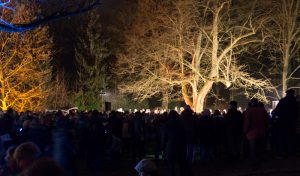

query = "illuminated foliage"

[{"left": 0, "top": 1, "right": 52, "bottom": 112}]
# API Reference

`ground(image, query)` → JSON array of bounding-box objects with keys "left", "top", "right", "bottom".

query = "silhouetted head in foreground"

[
  {"left": 286, "top": 89, "right": 295, "bottom": 97},
  {"left": 134, "top": 159, "right": 159, "bottom": 176},
  {"left": 13, "top": 142, "right": 40, "bottom": 171},
  {"left": 22, "top": 157, "right": 66, "bottom": 176}
]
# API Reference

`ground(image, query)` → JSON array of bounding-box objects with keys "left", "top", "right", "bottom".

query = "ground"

[{"left": 76, "top": 154, "right": 300, "bottom": 176}]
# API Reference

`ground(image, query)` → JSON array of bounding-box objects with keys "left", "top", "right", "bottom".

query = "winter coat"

[{"left": 244, "top": 107, "right": 269, "bottom": 140}]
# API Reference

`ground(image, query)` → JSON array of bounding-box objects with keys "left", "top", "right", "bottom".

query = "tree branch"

[{"left": 0, "top": 0, "right": 101, "bottom": 32}]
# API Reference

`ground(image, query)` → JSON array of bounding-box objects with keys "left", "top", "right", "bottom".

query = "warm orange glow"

[{"left": 0, "top": 5, "right": 52, "bottom": 112}]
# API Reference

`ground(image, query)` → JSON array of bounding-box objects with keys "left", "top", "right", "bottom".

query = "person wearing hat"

[{"left": 134, "top": 159, "right": 159, "bottom": 176}]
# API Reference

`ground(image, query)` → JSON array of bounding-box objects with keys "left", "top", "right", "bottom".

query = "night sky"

[{"left": 50, "top": 0, "right": 129, "bottom": 85}]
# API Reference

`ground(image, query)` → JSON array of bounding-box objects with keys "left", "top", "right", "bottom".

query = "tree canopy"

[
  {"left": 0, "top": 0, "right": 100, "bottom": 32},
  {"left": 116, "top": 0, "right": 273, "bottom": 112}
]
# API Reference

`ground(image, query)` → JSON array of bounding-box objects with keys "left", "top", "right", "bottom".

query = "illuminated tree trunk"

[
  {"left": 162, "top": 90, "right": 169, "bottom": 110},
  {"left": 1, "top": 100, "right": 8, "bottom": 111},
  {"left": 194, "top": 81, "right": 214, "bottom": 113},
  {"left": 0, "top": 72, "right": 8, "bottom": 111},
  {"left": 282, "top": 54, "right": 289, "bottom": 97},
  {"left": 190, "top": 4, "right": 220, "bottom": 113},
  {"left": 182, "top": 83, "right": 193, "bottom": 107}
]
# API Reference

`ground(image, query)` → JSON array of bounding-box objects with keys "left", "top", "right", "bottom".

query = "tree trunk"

[
  {"left": 1, "top": 100, "right": 7, "bottom": 111},
  {"left": 161, "top": 90, "right": 169, "bottom": 110},
  {"left": 282, "top": 56, "right": 288, "bottom": 98},
  {"left": 182, "top": 83, "right": 193, "bottom": 107},
  {"left": 194, "top": 81, "right": 214, "bottom": 113}
]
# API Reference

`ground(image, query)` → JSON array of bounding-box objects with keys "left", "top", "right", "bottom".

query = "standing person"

[
  {"left": 129, "top": 112, "right": 145, "bottom": 163},
  {"left": 244, "top": 99, "right": 269, "bottom": 162},
  {"left": 273, "top": 89, "right": 298, "bottom": 157},
  {"left": 224, "top": 101, "right": 243, "bottom": 160},
  {"left": 212, "top": 110, "right": 225, "bottom": 160},
  {"left": 52, "top": 111, "right": 75, "bottom": 175},
  {"left": 181, "top": 105, "right": 196, "bottom": 164},
  {"left": 0, "top": 108, "right": 16, "bottom": 162},
  {"left": 121, "top": 115, "right": 131, "bottom": 158},
  {"left": 0, "top": 108, "right": 15, "bottom": 136},
  {"left": 294, "top": 95, "right": 300, "bottom": 153},
  {"left": 0, "top": 146, "right": 19, "bottom": 176},
  {"left": 162, "top": 110, "right": 190, "bottom": 176},
  {"left": 85, "top": 110, "right": 105, "bottom": 172},
  {"left": 198, "top": 109, "right": 216, "bottom": 160}
]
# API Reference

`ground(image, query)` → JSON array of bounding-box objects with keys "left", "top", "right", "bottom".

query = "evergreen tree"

[{"left": 74, "top": 11, "right": 110, "bottom": 110}]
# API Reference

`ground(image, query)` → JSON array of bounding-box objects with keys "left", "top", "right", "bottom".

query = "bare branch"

[{"left": 0, "top": 0, "right": 101, "bottom": 32}]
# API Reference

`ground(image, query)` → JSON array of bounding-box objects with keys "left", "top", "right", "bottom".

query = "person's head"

[
  {"left": 23, "top": 120, "right": 31, "bottom": 129},
  {"left": 202, "top": 109, "right": 211, "bottom": 117},
  {"left": 286, "top": 89, "right": 295, "bottom": 97},
  {"left": 213, "top": 109, "right": 221, "bottom": 116},
  {"left": 134, "top": 159, "right": 158, "bottom": 176},
  {"left": 296, "top": 95, "right": 300, "bottom": 102},
  {"left": 22, "top": 157, "right": 66, "bottom": 176},
  {"left": 167, "top": 110, "right": 179, "bottom": 121},
  {"left": 249, "top": 98, "right": 259, "bottom": 108},
  {"left": 5, "top": 146, "right": 17, "bottom": 165},
  {"left": 13, "top": 142, "right": 40, "bottom": 170},
  {"left": 7, "top": 108, "right": 14, "bottom": 115},
  {"left": 229, "top": 101, "right": 238, "bottom": 109},
  {"left": 184, "top": 105, "right": 191, "bottom": 111}
]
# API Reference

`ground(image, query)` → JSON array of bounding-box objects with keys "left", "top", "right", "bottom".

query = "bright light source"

[{"left": 117, "top": 108, "right": 124, "bottom": 113}]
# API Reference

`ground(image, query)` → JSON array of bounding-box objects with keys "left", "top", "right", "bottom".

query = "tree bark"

[
  {"left": 282, "top": 55, "right": 288, "bottom": 97},
  {"left": 194, "top": 80, "right": 214, "bottom": 113},
  {"left": 161, "top": 90, "right": 169, "bottom": 110},
  {"left": 182, "top": 83, "right": 193, "bottom": 107}
]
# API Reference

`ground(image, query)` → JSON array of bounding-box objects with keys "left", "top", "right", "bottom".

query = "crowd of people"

[{"left": 0, "top": 89, "right": 299, "bottom": 176}]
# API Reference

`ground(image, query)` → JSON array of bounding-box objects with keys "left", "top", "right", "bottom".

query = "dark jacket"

[
  {"left": 181, "top": 109, "right": 196, "bottom": 144},
  {"left": 162, "top": 111, "right": 186, "bottom": 160},
  {"left": 273, "top": 95, "right": 298, "bottom": 129},
  {"left": 244, "top": 107, "right": 269, "bottom": 140}
]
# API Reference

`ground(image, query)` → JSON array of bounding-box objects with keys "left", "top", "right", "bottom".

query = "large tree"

[
  {"left": 266, "top": 0, "right": 300, "bottom": 98},
  {"left": 74, "top": 11, "right": 110, "bottom": 110},
  {"left": 117, "top": 0, "right": 272, "bottom": 112},
  {"left": 0, "top": 1, "right": 52, "bottom": 112}
]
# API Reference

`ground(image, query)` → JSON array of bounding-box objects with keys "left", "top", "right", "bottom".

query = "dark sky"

[{"left": 50, "top": 0, "right": 132, "bottom": 85}]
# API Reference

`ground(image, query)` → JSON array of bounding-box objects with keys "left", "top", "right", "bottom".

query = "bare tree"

[
  {"left": 0, "top": 1, "right": 52, "bottom": 112},
  {"left": 117, "top": 0, "right": 272, "bottom": 112},
  {"left": 47, "top": 71, "right": 70, "bottom": 110},
  {"left": 266, "top": 0, "right": 300, "bottom": 98}
]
